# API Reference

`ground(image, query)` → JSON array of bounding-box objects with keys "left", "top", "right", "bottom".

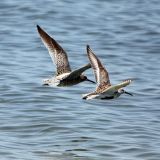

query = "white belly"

[{"left": 56, "top": 73, "right": 70, "bottom": 80}]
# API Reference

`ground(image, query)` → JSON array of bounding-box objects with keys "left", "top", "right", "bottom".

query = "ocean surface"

[{"left": 0, "top": 0, "right": 160, "bottom": 159}]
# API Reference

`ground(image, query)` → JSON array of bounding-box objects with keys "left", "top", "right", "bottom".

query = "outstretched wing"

[
  {"left": 103, "top": 79, "right": 132, "bottom": 94},
  {"left": 113, "top": 79, "right": 132, "bottom": 90},
  {"left": 66, "top": 63, "right": 91, "bottom": 80},
  {"left": 86, "top": 45, "right": 111, "bottom": 90},
  {"left": 37, "top": 25, "right": 71, "bottom": 75}
]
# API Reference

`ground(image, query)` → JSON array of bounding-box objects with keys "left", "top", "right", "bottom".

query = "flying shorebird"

[
  {"left": 82, "top": 45, "right": 133, "bottom": 100},
  {"left": 37, "top": 25, "right": 95, "bottom": 87}
]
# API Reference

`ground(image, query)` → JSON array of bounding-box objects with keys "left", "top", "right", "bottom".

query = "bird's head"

[
  {"left": 118, "top": 88, "right": 133, "bottom": 96},
  {"left": 80, "top": 75, "right": 95, "bottom": 84}
]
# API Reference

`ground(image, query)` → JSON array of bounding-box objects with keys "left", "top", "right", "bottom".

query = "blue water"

[{"left": 0, "top": 0, "right": 160, "bottom": 159}]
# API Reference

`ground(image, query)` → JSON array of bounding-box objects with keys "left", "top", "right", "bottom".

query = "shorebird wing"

[
  {"left": 66, "top": 63, "right": 91, "bottom": 80},
  {"left": 113, "top": 79, "right": 132, "bottom": 90},
  {"left": 37, "top": 25, "right": 71, "bottom": 75},
  {"left": 103, "top": 79, "right": 132, "bottom": 93},
  {"left": 86, "top": 45, "right": 111, "bottom": 90}
]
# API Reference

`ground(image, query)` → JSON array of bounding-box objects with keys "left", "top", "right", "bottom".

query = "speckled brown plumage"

[
  {"left": 37, "top": 25, "right": 71, "bottom": 75},
  {"left": 82, "top": 45, "right": 133, "bottom": 100},
  {"left": 37, "top": 25, "right": 95, "bottom": 86}
]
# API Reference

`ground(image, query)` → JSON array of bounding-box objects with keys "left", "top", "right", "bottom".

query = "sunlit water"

[{"left": 0, "top": 0, "right": 160, "bottom": 160}]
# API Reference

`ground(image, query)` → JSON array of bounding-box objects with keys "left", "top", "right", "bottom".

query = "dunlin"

[
  {"left": 37, "top": 25, "right": 95, "bottom": 87},
  {"left": 83, "top": 45, "right": 133, "bottom": 100}
]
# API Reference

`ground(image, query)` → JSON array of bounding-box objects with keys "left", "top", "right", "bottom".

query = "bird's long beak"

[
  {"left": 86, "top": 78, "right": 96, "bottom": 84},
  {"left": 124, "top": 91, "right": 133, "bottom": 96}
]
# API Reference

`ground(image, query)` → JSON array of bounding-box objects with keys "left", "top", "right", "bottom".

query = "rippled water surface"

[{"left": 0, "top": 0, "right": 160, "bottom": 159}]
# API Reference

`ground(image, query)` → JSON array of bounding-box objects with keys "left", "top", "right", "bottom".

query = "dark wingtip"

[
  {"left": 43, "top": 83, "right": 49, "bottom": 86},
  {"left": 82, "top": 63, "right": 91, "bottom": 69},
  {"left": 86, "top": 45, "right": 90, "bottom": 51},
  {"left": 87, "top": 45, "right": 92, "bottom": 56},
  {"left": 36, "top": 25, "right": 41, "bottom": 32},
  {"left": 37, "top": 24, "right": 40, "bottom": 28},
  {"left": 82, "top": 96, "right": 87, "bottom": 100},
  {"left": 36, "top": 25, "right": 50, "bottom": 39}
]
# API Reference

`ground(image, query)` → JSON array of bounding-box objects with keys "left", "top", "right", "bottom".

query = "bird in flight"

[
  {"left": 37, "top": 25, "right": 95, "bottom": 87},
  {"left": 82, "top": 45, "right": 133, "bottom": 100}
]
